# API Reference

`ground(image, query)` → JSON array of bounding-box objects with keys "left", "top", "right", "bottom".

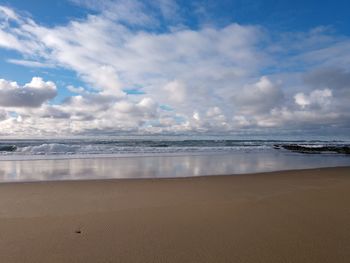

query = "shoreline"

[
  {"left": 0, "top": 165, "right": 349, "bottom": 184},
  {"left": 1, "top": 166, "right": 350, "bottom": 262},
  {"left": 0, "top": 148, "right": 349, "bottom": 162},
  {"left": 1, "top": 151, "right": 350, "bottom": 182},
  {"left": 0, "top": 151, "right": 245, "bottom": 162}
]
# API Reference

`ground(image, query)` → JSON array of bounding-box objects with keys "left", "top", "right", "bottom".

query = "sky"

[{"left": 0, "top": 0, "right": 349, "bottom": 137}]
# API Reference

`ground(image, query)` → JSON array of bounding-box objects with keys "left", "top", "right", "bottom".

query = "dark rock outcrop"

[
  {"left": 274, "top": 144, "right": 350, "bottom": 154},
  {"left": 0, "top": 145, "right": 17, "bottom": 152}
]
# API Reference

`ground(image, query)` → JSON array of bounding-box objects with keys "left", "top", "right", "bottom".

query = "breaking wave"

[{"left": 0, "top": 139, "right": 349, "bottom": 160}]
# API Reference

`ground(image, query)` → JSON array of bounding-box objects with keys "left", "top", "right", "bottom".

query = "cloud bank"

[{"left": 0, "top": 1, "right": 349, "bottom": 136}]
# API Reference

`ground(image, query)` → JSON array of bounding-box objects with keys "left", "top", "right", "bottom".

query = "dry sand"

[{"left": 1, "top": 167, "right": 350, "bottom": 262}]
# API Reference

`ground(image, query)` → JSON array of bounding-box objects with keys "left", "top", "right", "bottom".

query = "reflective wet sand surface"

[{"left": 0, "top": 151, "right": 350, "bottom": 182}]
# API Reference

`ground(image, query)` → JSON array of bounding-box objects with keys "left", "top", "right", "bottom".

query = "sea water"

[{"left": 0, "top": 137, "right": 349, "bottom": 182}]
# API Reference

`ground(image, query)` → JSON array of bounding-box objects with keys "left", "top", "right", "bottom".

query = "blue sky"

[
  {"left": 0, "top": 0, "right": 349, "bottom": 137},
  {"left": 3, "top": 0, "right": 349, "bottom": 33}
]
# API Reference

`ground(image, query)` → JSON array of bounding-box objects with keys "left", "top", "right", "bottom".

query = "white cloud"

[
  {"left": 233, "top": 115, "right": 251, "bottom": 128},
  {"left": 0, "top": 4, "right": 349, "bottom": 136},
  {"left": 0, "top": 109, "right": 7, "bottom": 121},
  {"left": 7, "top": 59, "right": 55, "bottom": 68},
  {"left": 193, "top": 111, "right": 200, "bottom": 121},
  {"left": 66, "top": 85, "right": 86, "bottom": 94},
  {"left": 0, "top": 6, "right": 19, "bottom": 21},
  {"left": 0, "top": 77, "right": 57, "bottom": 108},
  {"left": 0, "top": 30, "right": 23, "bottom": 50},
  {"left": 163, "top": 80, "right": 187, "bottom": 103},
  {"left": 294, "top": 88, "right": 332, "bottom": 109},
  {"left": 71, "top": 0, "right": 181, "bottom": 26},
  {"left": 154, "top": 0, "right": 180, "bottom": 21},
  {"left": 233, "top": 76, "right": 283, "bottom": 114},
  {"left": 206, "top": 107, "right": 221, "bottom": 117}
]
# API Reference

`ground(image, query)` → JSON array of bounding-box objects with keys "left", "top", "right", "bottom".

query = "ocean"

[{"left": 0, "top": 137, "right": 349, "bottom": 182}]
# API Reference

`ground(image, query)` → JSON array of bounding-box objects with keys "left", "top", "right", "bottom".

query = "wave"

[
  {"left": 19, "top": 144, "right": 80, "bottom": 155},
  {"left": 1, "top": 140, "right": 272, "bottom": 156},
  {"left": 0, "top": 139, "right": 349, "bottom": 158}
]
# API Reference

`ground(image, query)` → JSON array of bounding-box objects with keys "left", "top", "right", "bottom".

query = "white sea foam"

[
  {"left": 0, "top": 139, "right": 348, "bottom": 161},
  {"left": 298, "top": 144, "right": 325, "bottom": 148},
  {"left": 16, "top": 144, "right": 267, "bottom": 155}
]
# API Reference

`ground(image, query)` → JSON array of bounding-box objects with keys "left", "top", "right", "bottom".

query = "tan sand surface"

[{"left": 1, "top": 167, "right": 350, "bottom": 262}]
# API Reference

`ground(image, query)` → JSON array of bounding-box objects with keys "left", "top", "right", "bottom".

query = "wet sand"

[{"left": 1, "top": 166, "right": 350, "bottom": 262}]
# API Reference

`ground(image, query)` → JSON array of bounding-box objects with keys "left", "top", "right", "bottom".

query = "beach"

[{"left": 1, "top": 166, "right": 350, "bottom": 262}]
